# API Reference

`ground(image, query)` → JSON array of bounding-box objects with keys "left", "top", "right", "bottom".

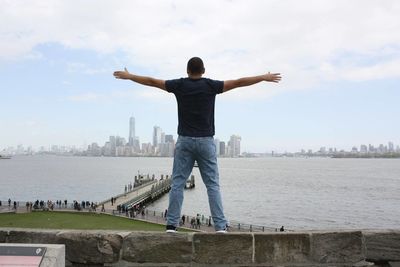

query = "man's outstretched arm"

[
  {"left": 113, "top": 68, "right": 166, "bottom": 91},
  {"left": 223, "top": 72, "right": 281, "bottom": 92}
]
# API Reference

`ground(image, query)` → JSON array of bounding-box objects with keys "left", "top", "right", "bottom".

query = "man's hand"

[
  {"left": 263, "top": 72, "right": 282, "bottom": 83},
  {"left": 113, "top": 68, "right": 132, "bottom": 80},
  {"left": 223, "top": 72, "right": 282, "bottom": 92},
  {"left": 113, "top": 67, "right": 166, "bottom": 91}
]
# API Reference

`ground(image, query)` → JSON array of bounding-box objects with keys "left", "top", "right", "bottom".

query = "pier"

[{"left": 99, "top": 174, "right": 172, "bottom": 212}]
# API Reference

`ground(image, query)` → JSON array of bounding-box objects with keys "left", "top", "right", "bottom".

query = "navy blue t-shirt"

[{"left": 165, "top": 77, "right": 224, "bottom": 137}]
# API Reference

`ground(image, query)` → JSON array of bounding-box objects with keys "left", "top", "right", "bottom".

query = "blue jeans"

[{"left": 166, "top": 136, "right": 227, "bottom": 231}]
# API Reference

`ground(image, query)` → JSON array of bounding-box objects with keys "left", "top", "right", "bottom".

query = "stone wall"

[{"left": 1, "top": 228, "right": 399, "bottom": 266}]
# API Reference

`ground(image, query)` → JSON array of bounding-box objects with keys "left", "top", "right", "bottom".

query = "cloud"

[{"left": 1, "top": 0, "right": 400, "bottom": 96}]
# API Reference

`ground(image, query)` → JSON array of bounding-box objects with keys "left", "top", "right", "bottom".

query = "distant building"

[
  {"left": 160, "top": 134, "right": 175, "bottom": 157},
  {"left": 360, "top": 145, "right": 368, "bottom": 154},
  {"left": 219, "top": 142, "right": 226, "bottom": 156},
  {"left": 214, "top": 138, "right": 220, "bottom": 156},
  {"left": 109, "top": 136, "right": 116, "bottom": 156},
  {"left": 160, "top": 132, "right": 165, "bottom": 145},
  {"left": 141, "top": 142, "right": 152, "bottom": 155},
  {"left": 165, "top": 135, "right": 174, "bottom": 143},
  {"left": 153, "top": 126, "right": 162, "bottom": 148},
  {"left": 368, "top": 144, "right": 375, "bottom": 153},
  {"left": 88, "top": 142, "right": 101, "bottom": 156},
  {"left": 228, "top": 135, "right": 241, "bottom": 157},
  {"left": 388, "top": 141, "right": 394, "bottom": 152},
  {"left": 129, "top": 116, "right": 135, "bottom": 146}
]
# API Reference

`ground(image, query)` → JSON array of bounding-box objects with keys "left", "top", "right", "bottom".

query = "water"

[{"left": 1, "top": 155, "right": 399, "bottom": 230}]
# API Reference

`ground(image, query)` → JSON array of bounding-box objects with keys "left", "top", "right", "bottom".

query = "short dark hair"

[{"left": 187, "top": 57, "right": 204, "bottom": 75}]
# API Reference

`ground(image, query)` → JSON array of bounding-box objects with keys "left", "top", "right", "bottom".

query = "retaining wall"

[{"left": 1, "top": 228, "right": 399, "bottom": 266}]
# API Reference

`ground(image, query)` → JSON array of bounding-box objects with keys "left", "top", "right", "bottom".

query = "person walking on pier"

[{"left": 114, "top": 57, "right": 281, "bottom": 233}]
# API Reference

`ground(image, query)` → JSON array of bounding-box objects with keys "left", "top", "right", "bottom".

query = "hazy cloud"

[{"left": 1, "top": 0, "right": 400, "bottom": 96}]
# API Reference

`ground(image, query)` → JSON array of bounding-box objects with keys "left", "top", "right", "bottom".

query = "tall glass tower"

[
  {"left": 153, "top": 126, "right": 162, "bottom": 147},
  {"left": 129, "top": 116, "right": 135, "bottom": 146}
]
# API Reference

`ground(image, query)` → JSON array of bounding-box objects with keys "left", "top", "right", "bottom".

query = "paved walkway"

[{"left": 119, "top": 210, "right": 217, "bottom": 232}]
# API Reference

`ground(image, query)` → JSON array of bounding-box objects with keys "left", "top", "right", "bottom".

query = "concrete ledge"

[
  {"left": 364, "top": 231, "right": 400, "bottom": 262},
  {"left": 0, "top": 230, "right": 7, "bottom": 243},
  {"left": 8, "top": 229, "right": 61, "bottom": 244},
  {"left": 122, "top": 232, "right": 192, "bottom": 263},
  {"left": 1, "top": 228, "right": 398, "bottom": 266},
  {"left": 311, "top": 231, "right": 364, "bottom": 264},
  {"left": 255, "top": 232, "right": 311, "bottom": 264},
  {"left": 193, "top": 233, "right": 253, "bottom": 264},
  {"left": 57, "top": 230, "right": 123, "bottom": 264}
]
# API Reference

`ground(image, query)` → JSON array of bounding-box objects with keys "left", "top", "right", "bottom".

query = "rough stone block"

[
  {"left": 0, "top": 230, "right": 7, "bottom": 242},
  {"left": 193, "top": 233, "right": 253, "bottom": 265},
  {"left": 311, "top": 231, "right": 364, "bottom": 264},
  {"left": 254, "top": 232, "right": 311, "bottom": 264},
  {"left": 364, "top": 231, "right": 400, "bottom": 261},
  {"left": 7, "top": 229, "right": 60, "bottom": 244},
  {"left": 122, "top": 232, "right": 192, "bottom": 263},
  {"left": 57, "top": 231, "right": 122, "bottom": 264}
]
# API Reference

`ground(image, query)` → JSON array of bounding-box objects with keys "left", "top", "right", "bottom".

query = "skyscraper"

[
  {"left": 153, "top": 126, "right": 162, "bottom": 148},
  {"left": 109, "top": 136, "right": 116, "bottom": 156},
  {"left": 228, "top": 135, "right": 241, "bottom": 157},
  {"left": 219, "top": 141, "right": 226, "bottom": 156},
  {"left": 388, "top": 141, "right": 394, "bottom": 152},
  {"left": 129, "top": 116, "right": 135, "bottom": 146},
  {"left": 214, "top": 138, "right": 220, "bottom": 156}
]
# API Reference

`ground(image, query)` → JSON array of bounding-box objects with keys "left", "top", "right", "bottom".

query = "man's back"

[{"left": 165, "top": 77, "right": 223, "bottom": 137}]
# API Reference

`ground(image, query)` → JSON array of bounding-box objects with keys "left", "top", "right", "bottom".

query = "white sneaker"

[{"left": 166, "top": 225, "right": 177, "bottom": 233}]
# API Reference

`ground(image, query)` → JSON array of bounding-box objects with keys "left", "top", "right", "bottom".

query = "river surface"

[{"left": 1, "top": 155, "right": 399, "bottom": 230}]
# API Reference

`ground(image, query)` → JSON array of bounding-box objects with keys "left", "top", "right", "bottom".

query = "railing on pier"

[
  {"left": 228, "top": 220, "right": 277, "bottom": 232},
  {"left": 98, "top": 179, "right": 158, "bottom": 206},
  {"left": 121, "top": 176, "right": 171, "bottom": 210}
]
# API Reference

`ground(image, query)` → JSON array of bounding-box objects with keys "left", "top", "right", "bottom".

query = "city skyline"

[
  {"left": 83, "top": 116, "right": 244, "bottom": 158},
  {"left": 2, "top": 139, "right": 398, "bottom": 157},
  {"left": 2, "top": 114, "right": 398, "bottom": 158},
  {"left": 1, "top": 115, "right": 399, "bottom": 157},
  {"left": 1, "top": 1, "right": 399, "bottom": 152}
]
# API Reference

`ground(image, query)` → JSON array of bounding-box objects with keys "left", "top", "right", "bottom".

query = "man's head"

[{"left": 187, "top": 57, "right": 205, "bottom": 77}]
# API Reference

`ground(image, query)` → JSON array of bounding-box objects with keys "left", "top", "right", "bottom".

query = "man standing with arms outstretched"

[{"left": 114, "top": 57, "right": 281, "bottom": 232}]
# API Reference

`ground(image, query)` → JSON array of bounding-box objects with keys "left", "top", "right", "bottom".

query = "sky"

[{"left": 1, "top": 0, "right": 399, "bottom": 152}]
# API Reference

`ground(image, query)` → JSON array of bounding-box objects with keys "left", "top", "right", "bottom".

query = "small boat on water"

[{"left": 0, "top": 155, "right": 12, "bottom": 159}]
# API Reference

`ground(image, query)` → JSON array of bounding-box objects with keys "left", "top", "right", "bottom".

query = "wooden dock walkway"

[{"left": 99, "top": 175, "right": 172, "bottom": 211}]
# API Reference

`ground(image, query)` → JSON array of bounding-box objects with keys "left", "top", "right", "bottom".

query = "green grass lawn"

[{"left": 0, "top": 211, "right": 179, "bottom": 231}]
